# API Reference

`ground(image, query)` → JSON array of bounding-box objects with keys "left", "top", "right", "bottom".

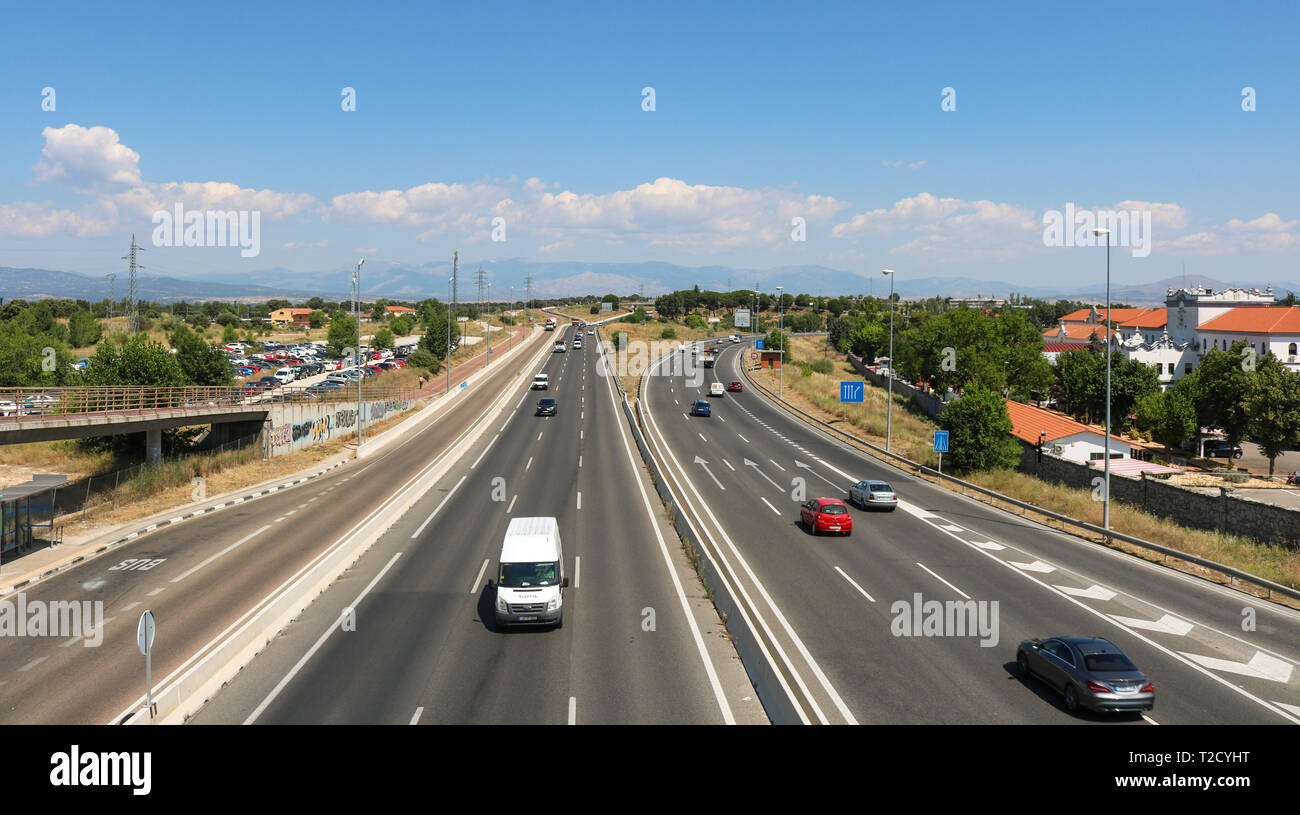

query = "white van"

[
  {"left": 491, "top": 517, "right": 567, "bottom": 629},
  {"left": 531, "top": 373, "right": 549, "bottom": 390}
]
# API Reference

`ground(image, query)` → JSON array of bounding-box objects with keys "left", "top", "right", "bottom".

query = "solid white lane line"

[
  {"left": 471, "top": 434, "right": 500, "bottom": 469},
  {"left": 470, "top": 558, "right": 490, "bottom": 594},
  {"left": 916, "top": 562, "right": 970, "bottom": 599},
  {"left": 410, "top": 707, "right": 424, "bottom": 725},
  {"left": 411, "top": 475, "right": 468, "bottom": 538},
  {"left": 507, "top": 494, "right": 518, "bottom": 513},
  {"left": 834, "top": 567, "right": 876, "bottom": 602},
  {"left": 759, "top": 497, "right": 781, "bottom": 515},
  {"left": 171, "top": 525, "right": 271, "bottom": 584},
  {"left": 246, "top": 552, "right": 403, "bottom": 724}
]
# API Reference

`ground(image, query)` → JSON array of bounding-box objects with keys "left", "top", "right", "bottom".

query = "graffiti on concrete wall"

[{"left": 265, "top": 399, "right": 414, "bottom": 456}]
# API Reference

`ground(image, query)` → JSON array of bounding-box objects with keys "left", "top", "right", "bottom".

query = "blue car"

[{"left": 690, "top": 400, "right": 711, "bottom": 417}]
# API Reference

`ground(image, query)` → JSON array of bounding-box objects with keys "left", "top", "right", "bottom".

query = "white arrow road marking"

[
  {"left": 1009, "top": 560, "right": 1056, "bottom": 573},
  {"left": 940, "top": 524, "right": 963, "bottom": 532},
  {"left": 794, "top": 460, "right": 840, "bottom": 488},
  {"left": 694, "top": 456, "right": 726, "bottom": 490},
  {"left": 1110, "top": 613, "right": 1193, "bottom": 636},
  {"left": 1178, "top": 650, "right": 1294, "bottom": 683},
  {"left": 743, "top": 458, "right": 781, "bottom": 489},
  {"left": 969, "top": 540, "right": 1005, "bottom": 551},
  {"left": 1056, "top": 584, "right": 1118, "bottom": 601}
]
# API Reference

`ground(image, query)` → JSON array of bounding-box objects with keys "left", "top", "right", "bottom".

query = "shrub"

[{"left": 660, "top": 326, "right": 677, "bottom": 339}]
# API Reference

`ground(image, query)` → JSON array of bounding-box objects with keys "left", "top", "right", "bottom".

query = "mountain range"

[{"left": 2, "top": 263, "right": 1296, "bottom": 307}]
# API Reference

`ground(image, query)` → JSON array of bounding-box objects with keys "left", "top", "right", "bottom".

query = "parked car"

[
  {"left": 236, "top": 366, "right": 256, "bottom": 377},
  {"left": 1204, "top": 441, "right": 1244, "bottom": 459},
  {"left": 690, "top": 400, "right": 711, "bottom": 417},
  {"left": 0, "top": 399, "right": 19, "bottom": 417},
  {"left": 848, "top": 480, "right": 897, "bottom": 511},
  {"left": 255, "top": 376, "right": 280, "bottom": 390},
  {"left": 800, "top": 498, "right": 853, "bottom": 535},
  {"left": 1017, "top": 636, "right": 1154, "bottom": 715}
]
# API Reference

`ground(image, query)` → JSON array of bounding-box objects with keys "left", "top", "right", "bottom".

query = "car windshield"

[
  {"left": 819, "top": 504, "right": 847, "bottom": 515},
  {"left": 498, "top": 561, "right": 559, "bottom": 588},
  {"left": 869, "top": 483, "right": 893, "bottom": 492},
  {"left": 539, "top": 399, "right": 555, "bottom": 406},
  {"left": 1084, "top": 652, "right": 1138, "bottom": 672}
]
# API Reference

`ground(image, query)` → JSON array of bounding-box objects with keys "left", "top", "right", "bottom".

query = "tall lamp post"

[
  {"left": 882, "top": 269, "right": 896, "bottom": 452},
  {"left": 776, "top": 286, "right": 784, "bottom": 400},
  {"left": 446, "top": 275, "right": 454, "bottom": 394},
  {"left": 1092, "top": 228, "right": 1113, "bottom": 531},
  {"left": 353, "top": 258, "right": 365, "bottom": 451}
]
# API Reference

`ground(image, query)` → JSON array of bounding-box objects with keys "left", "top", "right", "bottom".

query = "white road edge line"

[{"left": 410, "top": 707, "right": 424, "bottom": 725}]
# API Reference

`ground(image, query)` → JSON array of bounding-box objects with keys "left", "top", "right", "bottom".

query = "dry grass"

[
  {"left": 0, "top": 442, "right": 116, "bottom": 489},
  {"left": 603, "top": 320, "right": 728, "bottom": 401},
  {"left": 747, "top": 335, "right": 1300, "bottom": 601}
]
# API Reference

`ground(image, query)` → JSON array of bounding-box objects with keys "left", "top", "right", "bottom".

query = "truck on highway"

[
  {"left": 544, "top": 317, "right": 557, "bottom": 331},
  {"left": 490, "top": 517, "right": 568, "bottom": 629}
]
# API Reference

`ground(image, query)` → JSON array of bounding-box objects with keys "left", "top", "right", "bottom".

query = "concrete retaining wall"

[{"left": 261, "top": 396, "right": 416, "bottom": 456}]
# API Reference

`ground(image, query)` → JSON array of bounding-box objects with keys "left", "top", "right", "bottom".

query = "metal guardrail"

[
  {"left": 0, "top": 384, "right": 418, "bottom": 423},
  {"left": 738, "top": 347, "right": 1300, "bottom": 604}
]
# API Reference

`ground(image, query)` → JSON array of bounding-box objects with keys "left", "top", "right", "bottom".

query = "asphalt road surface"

[{"left": 637, "top": 339, "right": 1300, "bottom": 725}]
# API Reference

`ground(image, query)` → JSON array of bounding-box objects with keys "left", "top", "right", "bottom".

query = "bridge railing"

[{"left": 0, "top": 384, "right": 419, "bottom": 423}]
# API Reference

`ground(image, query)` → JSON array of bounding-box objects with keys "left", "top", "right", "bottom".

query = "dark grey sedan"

[
  {"left": 536, "top": 397, "right": 557, "bottom": 416},
  {"left": 1016, "top": 636, "right": 1154, "bottom": 715}
]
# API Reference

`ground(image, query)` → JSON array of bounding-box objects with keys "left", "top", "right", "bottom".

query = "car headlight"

[
  {"left": 547, "top": 596, "right": 560, "bottom": 611},
  {"left": 496, "top": 594, "right": 508, "bottom": 612}
]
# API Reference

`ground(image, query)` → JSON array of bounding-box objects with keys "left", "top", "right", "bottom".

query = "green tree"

[
  {"left": 407, "top": 349, "right": 441, "bottom": 376},
  {"left": 1134, "top": 387, "right": 1196, "bottom": 460},
  {"left": 306, "top": 296, "right": 326, "bottom": 310},
  {"left": 327, "top": 312, "right": 359, "bottom": 357},
  {"left": 1244, "top": 358, "right": 1300, "bottom": 476},
  {"left": 764, "top": 327, "right": 790, "bottom": 356},
  {"left": 373, "top": 327, "right": 395, "bottom": 350},
  {"left": 67, "top": 310, "right": 103, "bottom": 348},
  {"left": 418, "top": 301, "right": 460, "bottom": 360},
  {"left": 684, "top": 313, "right": 705, "bottom": 329},
  {"left": 170, "top": 324, "right": 234, "bottom": 386},
  {"left": 221, "top": 322, "right": 239, "bottom": 344},
  {"left": 390, "top": 314, "right": 413, "bottom": 336},
  {"left": 1177, "top": 344, "right": 1252, "bottom": 444},
  {"left": 307, "top": 310, "right": 327, "bottom": 329},
  {"left": 937, "top": 385, "right": 1022, "bottom": 473},
  {"left": 0, "top": 321, "right": 73, "bottom": 387},
  {"left": 84, "top": 334, "right": 187, "bottom": 387}
]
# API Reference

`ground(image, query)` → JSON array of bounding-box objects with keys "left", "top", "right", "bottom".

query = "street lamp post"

[
  {"left": 776, "top": 286, "right": 784, "bottom": 400},
  {"left": 446, "top": 275, "right": 454, "bottom": 395},
  {"left": 882, "top": 269, "right": 896, "bottom": 453},
  {"left": 353, "top": 258, "right": 365, "bottom": 452},
  {"left": 1093, "top": 228, "right": 1112, "bottom": 531}
]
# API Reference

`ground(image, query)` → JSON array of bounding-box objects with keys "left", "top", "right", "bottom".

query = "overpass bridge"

[{"left": 0, "top": 385, "right": 413, "bottom": 461}]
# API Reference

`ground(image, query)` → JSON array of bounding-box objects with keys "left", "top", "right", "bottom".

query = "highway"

[
  {"left": 0, "top": 325, "right": 561, "bottom": 723},
  {"left": 188, "top": 322, "right": 761, "bottom": 725},
  {"left": 637, "top": 338, "right": 1300, "bottom": 724}
]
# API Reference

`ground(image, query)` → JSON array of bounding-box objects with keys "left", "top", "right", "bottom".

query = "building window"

[
  {"left": 1290, "top": 342, "right": 1298, "bottom": 356},
  {"left": 1185, "top": 363, "right": 1193, "bottom": 374},
  {"left": 1089, "top": 452, "right": 1104, "bottom": 461}
]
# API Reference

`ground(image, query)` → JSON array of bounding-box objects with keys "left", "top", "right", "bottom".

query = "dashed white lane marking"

[
  {"left": 574, "top": 556, "right": 581, "bottom": 588},
  {"left": 120, "top": 601, "right": 141, "bottom": 612},
  {"left": 285, "top": 509, "right": 297, "bottom": 517},
  {"left": 1142, "top": 715, "right": 1160, "bottom": 725},
  {"left": 768, "top": 459, "right": 785, "bottom": 471},
  {"left": 147, "top": 587, "right": 165, "bottom": 596},
  {"left": 19, "top": 657, "right": 47, "bottom": 671},
  {"left": 969, "top": 540, "right": 1004, "bottom": 551},
  {"left": 507, "top": 494, "right": 518, "bottom": 513},
  {"left": 579, "top": 455, "right": 583, "bottom": 468},
  {"left": 698, "top": 432, "right": 707, "bottom": 442},
  {"left": 916, "top": 562, "right": 970, "bottom": 599},
  {"left": 297, "top": 504, "right": 307, "bottom": 509},
  {"left": 410, "top": 707, "right": 424, "bottom": 725},
  {"left": 274, "top": 516, "right": 286, "bottom": 523},
  {"left": 737, "top": 434, "right": 749, "bottom": 443},
  {"left": 411, "top": 475, "right": 468, "bottom": 539},
  {"left": 722, "top": 459, "right": 735, "bottom": 471},
  {"left": 719, "top": 417, "right": 726, "bottom": 423},
  {"left": 537, "top": 431, "right": 543, "bottom": 441},
  {"left": 1009, "top": 559, "right": 1056, "bottom": 573},
  {"left": 526, "top": 457, "right": 533, "bottom": 471},
  {"left": 568, "top": 696, "right": 577, "bottom": 725},
  {"left": 834, "top": 567, "right": 875, "bottom": 602},
  {"left": 1178, "top": 650, "right": 1293, "bottom": 683},
  {"left": 939, "top": 523, "right": 963, "bottom": 532},
  {"left": 470, "top": 559, "right": 490, "bottom": 594},
  {"left": 577, "top": 491, "right": 582, "bottom": 510},
  {"left": 1110, "top": 613, "right": 1193, "bottom": 636},
  {"left": 759, "top": 497, "right": 781, "bottom": 515},
  {"left": 308, "top": 497, "right": 318, "bottom": 502},
  {"left": 1056, "top": 584, "right": 1117, "bottom": 601}
]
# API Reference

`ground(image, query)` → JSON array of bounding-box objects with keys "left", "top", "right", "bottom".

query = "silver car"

[
  {"left": 1017, "top": 636, "right": 1154, "bottom": 715},
  {"left": 849, "top": 480, "right": 897, "bottom": 511}
]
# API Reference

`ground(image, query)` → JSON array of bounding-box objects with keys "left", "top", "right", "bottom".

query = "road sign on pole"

[
  {"left": 933, "top": 430, "right": 949, "bottom": 477},
  {"left": 840, "top": 381, "right": 864, "bottom": 421},
  {"left": 137, "top": 610, "right": 156, "bottom": 718},
  {"left": 734, "top": 308, "right": 750, "bottom": 328}
]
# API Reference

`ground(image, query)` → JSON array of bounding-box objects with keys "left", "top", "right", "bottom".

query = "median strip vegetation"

[{"left": 751, "top": 335, "right": 1300, "bottom": 601}]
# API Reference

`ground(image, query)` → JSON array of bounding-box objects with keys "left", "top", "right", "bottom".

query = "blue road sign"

[
  {"left": 839, "top": 381, "right": 864, "bottom": 403},
  {"left": 755, "top": 339, "right": 766, "bottom": 350},
  {"left": 933, "top": 430, "right": 949, "bottom": 453}
]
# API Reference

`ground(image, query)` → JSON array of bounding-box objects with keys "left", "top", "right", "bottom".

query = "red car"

[
  {"left": 800, "top": 498, "right": 853, "bottom": 536},
  {"left": 391, "top": 359, "right": 408, "bottom": 368},
  {"left": 727, "top": 381, "right": 743, "bottom": 392}
]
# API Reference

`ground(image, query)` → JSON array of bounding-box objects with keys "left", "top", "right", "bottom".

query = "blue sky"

[{"left": 1, "top": 0, "right": 1297, "bottom": 292}]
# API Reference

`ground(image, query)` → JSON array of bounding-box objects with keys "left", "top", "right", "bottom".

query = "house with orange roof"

[
  {"left": 1004, "top": 399, "right": 1133, "bottom": 465},
  {"left": 1195, "top": 306, "right": 1300, "bottom": 372},
  {"left": 385, "top": 305, "right": 416, "bottom": 315}
]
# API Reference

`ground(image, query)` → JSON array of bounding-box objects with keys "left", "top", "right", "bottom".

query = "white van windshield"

[{"left": 499, "top": 562, "right": 559, "bottom": 588}]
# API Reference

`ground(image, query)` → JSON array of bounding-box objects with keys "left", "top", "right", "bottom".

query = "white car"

[
  {"left": 587, "top": 328, "right": 594, "bottom": 335},
  {"left": 274, "top": 368, "right": 296, "bottom": 384},
  {"left": 531, "top": 373, "right": 549, "bottom": 390},
  {"left": 0, "top": 400, "right": 18, "bottom": 417},
  {"left": 554, "top": 341, "right": 566, "bottom": 353},
  {"left": 709, "top": 382, "right": 725, "bottom": 397}
]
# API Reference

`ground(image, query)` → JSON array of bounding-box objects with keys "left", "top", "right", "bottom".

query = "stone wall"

[
  {"left": 845, "top": 353, "right": 946, "bottom": 419},
  {"left": 1020, "top": 440, "right": 1300, "bottom": 546}
]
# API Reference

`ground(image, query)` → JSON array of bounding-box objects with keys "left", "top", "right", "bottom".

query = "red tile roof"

[
  {"left": 1197, "top": 306, "right": 1300, "bottom": 334},
  {"left": 1043, "top": 324, "right": 1115, "bottom": 342},
  {"left": 1004, "top": 399, "right": 1131, "bottom": 446},
  {"left": 1042, "top": 342, "right": 1087, "bottom": 352},
  {"left": 1060, "top": 307, "right": 1156, "bottom": 324},
  {"left": 1118, "top": 311, "right": 1167, "bottom": 329}
]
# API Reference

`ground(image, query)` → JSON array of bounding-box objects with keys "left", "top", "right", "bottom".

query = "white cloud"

[{"left": 33, "top": 124, "right": 142, "bottom": 192}]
